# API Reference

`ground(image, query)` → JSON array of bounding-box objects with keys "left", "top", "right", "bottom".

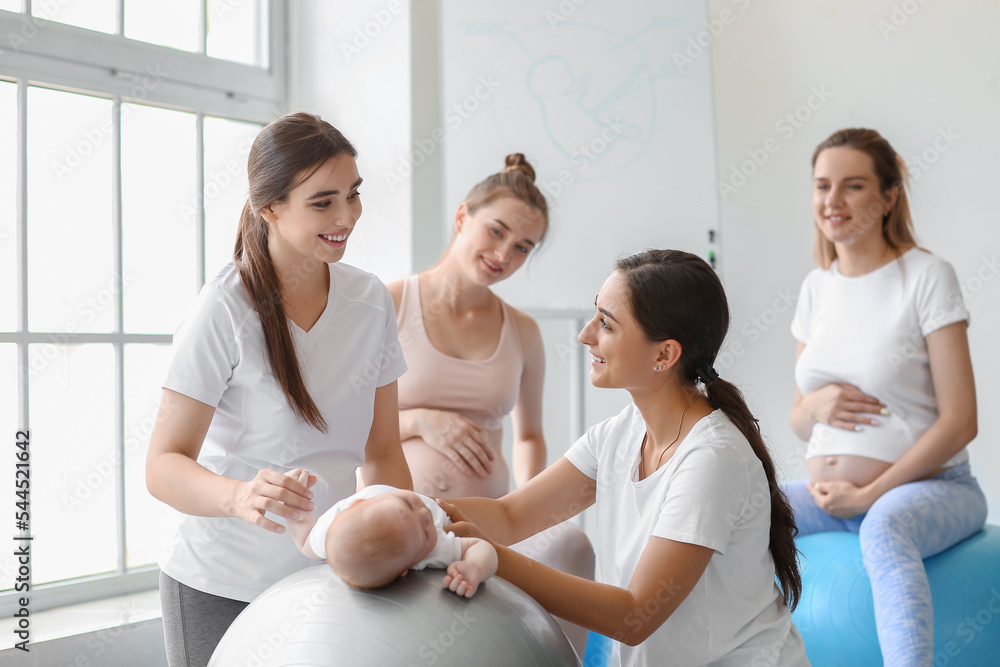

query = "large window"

[{"left": 0, "top": 0, "right": 282, "bottom": 614}]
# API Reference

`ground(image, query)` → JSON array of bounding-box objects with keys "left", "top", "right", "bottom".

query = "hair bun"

[{"left": 503, "top": 153, "right": 536, "bottom": 182}]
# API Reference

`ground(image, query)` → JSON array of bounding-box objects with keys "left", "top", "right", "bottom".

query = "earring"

[{"left": 653, "top": 366, "right": 662, "bottom": 371}]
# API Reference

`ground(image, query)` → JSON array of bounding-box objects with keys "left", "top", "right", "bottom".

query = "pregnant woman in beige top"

[{"left": 387, "top": 154, "right": 595, "bottom": 655}]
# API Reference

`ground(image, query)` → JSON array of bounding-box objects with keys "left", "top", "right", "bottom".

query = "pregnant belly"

[
  {"left": 808, "top": 454, "right": 893, "bottom": 487},
  {"left": 403, "top": 432, "right": 510, "bottom": 499}
]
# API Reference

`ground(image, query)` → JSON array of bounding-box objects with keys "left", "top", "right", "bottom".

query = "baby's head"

[{"left": 327, "top": 489, "right": 439, "bottom": 589}]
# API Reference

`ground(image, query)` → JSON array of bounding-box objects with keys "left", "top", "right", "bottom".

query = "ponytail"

[
  {"left": 234, "top": 202, "right": 326, "bottom": 432},
  {"left": 704, "top": 377, "right": 801, "bottom": 610}
]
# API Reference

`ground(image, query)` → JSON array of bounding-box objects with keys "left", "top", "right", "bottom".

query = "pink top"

[{"left": 396, "top": 275, "right": 524, "bottom": 431}]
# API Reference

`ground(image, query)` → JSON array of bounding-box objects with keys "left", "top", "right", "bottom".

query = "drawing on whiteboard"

[{"left": 455, "top": 19, "right": 689, "bottom": 188}]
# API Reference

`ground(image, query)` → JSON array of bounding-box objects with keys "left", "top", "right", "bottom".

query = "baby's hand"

[
  {"left": 442, "top": 561, "right": 485, "bottom": 598},
  {"left": 282, "top": 469, "right": 320, "bottom": 558},
  {"left": 285, "top": 468, "right": 317, "bottom": 490}
]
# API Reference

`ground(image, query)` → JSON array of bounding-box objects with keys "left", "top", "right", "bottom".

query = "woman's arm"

[
  {"left": 503, "top": 536, "right": 712, "bottom": 646},
  {"left": 443, "top": 457, "right": 596, "bottom": 546},
  {"left": 811, "top": 322, "right": 977, "bottom": 516},
  {"left": 145, "top": 389, "right": 315, "bottom": 533},
  {"left": 789, "top": 343, "right": 814, "bottom": 441},
  {"left": 397, "top": 409, "right": 426, "bottom": 442},
  {"left": 446, "top": 458, "right": 714, "bottom": 643},
  {"left": 358, "top": 381, "right": 413, "bottom": 490},
  {"left": 510, "top": 311, "right": 547, "bottom": 486}
]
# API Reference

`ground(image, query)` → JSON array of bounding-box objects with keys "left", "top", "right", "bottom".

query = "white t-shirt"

[
  {"left": 791, "top": 248, "right": 969, "bottom": 466},
  {"left": 308, "top": 484, "right": 462, "bottom": 569},
  {"left": 565, "top": 405, "right": 808, "bottom": 667},
  {"left": 159, "top": 262, "right": 407, "bottom": 601}
]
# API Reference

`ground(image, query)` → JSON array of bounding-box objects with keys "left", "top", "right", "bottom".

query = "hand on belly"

[
  {"left": 806, "top": 456, "right": 893, "bottom": 518},
  {"left": 404, "top": 436, "right": 510, "bottom": 499}
]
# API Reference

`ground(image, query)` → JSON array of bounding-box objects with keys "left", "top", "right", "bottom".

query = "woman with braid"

[
  {"left": 146, "top": 112, "right": 411, "bottom": 667},
  {"left": 441, "top": 250, "right": 809, "bottom": 667}
]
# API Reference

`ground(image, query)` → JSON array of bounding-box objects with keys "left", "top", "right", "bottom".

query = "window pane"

[
  {"left": 125, "top": 0, "right": 199, "bottom": 52},
  {"left": 207, "top": 0, "right": 263, "bottom": 66},
  {"left": 0, "top": 81, "right": 15, "bottom": 332},
  {"left": 124, "top": 344, "right": 179, "bottom": 568},
  {"left": 0, "top": 1, "right": 20, "bottom": 13},
  {"left": 204, "top": 116, "right": 260, "bottom": 277},
  {"left": 27, "top": 88, "right": 114, "bottom": 333},
  {"left": 0, "top": 344, "right": 18, "bottom": 592},
  {"left": 122, "top": 104, "right": 198, "bottom": 334},
  {"left": 29, "top": 344, "right": 117, "bottom": 584},
  {"left": 33, "top": 0, "right": 115, "bottom": 35}
]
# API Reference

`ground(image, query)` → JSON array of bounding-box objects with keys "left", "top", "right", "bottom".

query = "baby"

[{"left": 284, "top": 470, "right": 497, "bottom": 596}]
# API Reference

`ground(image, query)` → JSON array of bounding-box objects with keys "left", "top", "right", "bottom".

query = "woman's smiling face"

[
  {"left": 452, "top": 195, "right": 546, "bottom": 285},
  {"left": 578, "top": 271, "right": 661, "bottom": 390},
  {"left": 812, "top": 146, "right": 896, "bottom": 250},
  {"left": 262, "top": 155, "right": 363, "bottom": 270}
]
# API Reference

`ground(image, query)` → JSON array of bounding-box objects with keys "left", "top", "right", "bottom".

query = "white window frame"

[{"left": 0, "top": 0, "right": 286, "bottom": 615}]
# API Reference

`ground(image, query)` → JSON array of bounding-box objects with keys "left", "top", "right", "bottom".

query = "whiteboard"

[{"left": 440, "top": 0, "right": 720, "bottom": 309}]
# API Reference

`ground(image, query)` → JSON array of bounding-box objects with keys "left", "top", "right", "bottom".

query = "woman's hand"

[
  {"left": 801, "top": 382, "right": 886, "bottom": 431},
  {"left": 809, "top": 480, "right": 877, "bottom": 518},
  {"left": 413, "top": 409, "right": 494, "bottom": 478},
  {"left": 438, "top": 499, "right": 491, "bottom": 541},
  {"left": 227, "top": 469, "right": 316, "bottom": 534}
]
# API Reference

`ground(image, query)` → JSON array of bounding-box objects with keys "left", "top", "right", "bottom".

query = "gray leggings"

[{"left": 159, "top": 571, "right": 249, "bottom": 667}]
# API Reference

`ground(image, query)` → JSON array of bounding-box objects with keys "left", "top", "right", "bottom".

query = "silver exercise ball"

[{"left": 209, "top": 564, "right": 581, "bottom": 667}]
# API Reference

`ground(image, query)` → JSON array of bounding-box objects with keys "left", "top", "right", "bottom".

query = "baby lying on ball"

[{"left": 284, "top": 469, "right": 497, "bottom": 596}]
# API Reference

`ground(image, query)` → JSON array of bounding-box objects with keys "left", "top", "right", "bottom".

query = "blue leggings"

[{"left": 784, "top": 462, "right": 987, "bottom": 667}]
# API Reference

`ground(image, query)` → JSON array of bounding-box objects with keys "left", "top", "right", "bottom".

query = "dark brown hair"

[
  {"left": 811, "top": 128, "right": 918, "bottom": 269},
  {"left": 464, "top": 153, "right": 550, "bottom": 243},
  {"left": 616, "top": 249, "right": 802, "bottom": 611},
  {"left": 233, "top": 112, "right": 357, "bottom": 432}
]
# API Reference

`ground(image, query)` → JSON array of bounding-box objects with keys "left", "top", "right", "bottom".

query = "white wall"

[
  {"left": 708, "top": 0, "right": 1000, "bottom": 522},
  {"left": 287, "top": 0, "right": 414, "bottom": 282}
]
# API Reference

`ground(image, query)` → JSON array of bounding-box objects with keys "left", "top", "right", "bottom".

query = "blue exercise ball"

[
  {"left": 209, "top": 564, "right": 581, "bottom": 667},
  {"left": 793, "top": 525, "right": 1000, "bottom": 667}
]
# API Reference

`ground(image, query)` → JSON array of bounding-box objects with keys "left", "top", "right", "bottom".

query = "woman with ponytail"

[
  {"left": 146, "top": 112, "right": 411, "bottom": 667},
  {"left": 440, "top": 249, "right": 808, "bottom": 666},
  {"left": 787, "top": 128, "right": 985, "bottom": 666},
  {"left": 387, "top": 153, "right": 595, "bottom": 655}
]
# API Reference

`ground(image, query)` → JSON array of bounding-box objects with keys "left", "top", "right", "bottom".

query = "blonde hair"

[{"left": 811, "top": 128, "right": 919, "bottom": 269}]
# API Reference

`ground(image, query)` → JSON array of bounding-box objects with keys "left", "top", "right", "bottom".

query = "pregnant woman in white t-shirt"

[{"left": 787, "top": 128, "right": 987, "bottom": 667}]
